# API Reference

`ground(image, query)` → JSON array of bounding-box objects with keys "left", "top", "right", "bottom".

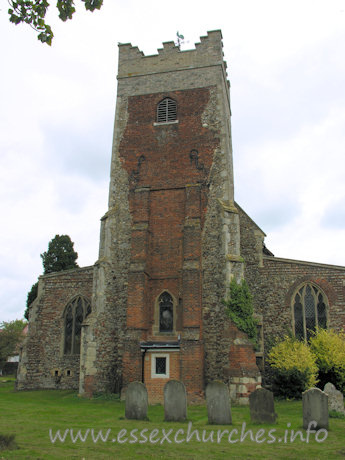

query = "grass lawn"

[{"left": 0, "top": 376, "right": 344, "bottom": 459}]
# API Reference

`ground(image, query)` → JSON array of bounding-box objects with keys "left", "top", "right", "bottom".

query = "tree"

[
  {"left": 0, "top": 319, "right": 27, "bottom": 369},
  {"left": 24, "top": 235, "right": 79, "bottom": 319},
  {"left": 24, "top": 281, "right": 38, "bottom": 320},
  {"left": 41, "top": 234, "right": 79, "bottom": 274},
  {"left": 8, "top": 0, "right": 103, "bottom": 45}
]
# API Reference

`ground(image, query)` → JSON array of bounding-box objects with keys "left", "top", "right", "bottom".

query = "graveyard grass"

[{"left": 1, "top": 377, "right": 345, "bottom": 459}]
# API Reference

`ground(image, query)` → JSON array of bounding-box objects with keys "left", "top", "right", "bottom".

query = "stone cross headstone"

[
  {"left": 249, "top": 388, "right": 277, "bottom": 424},
  {"left": 164, "top": 380, "right": 187, "bottom": 422},
  {"left": 324, "top": 382, "right": 345, "bottom": 415},
  {"left": 206, "top": 381, "right": 232, "bottom": 425},
  {"left": 302, "top": 387, "right": 329, "bottom": 430},
  {"left": 125, "top": 381, "right": 148, "bottom": 420}
]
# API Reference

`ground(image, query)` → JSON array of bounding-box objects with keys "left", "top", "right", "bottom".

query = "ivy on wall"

[{"left": 223, "top": 278, "right": 258, "bottom": 346}]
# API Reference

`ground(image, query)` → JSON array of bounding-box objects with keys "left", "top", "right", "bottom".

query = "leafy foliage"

[
  {"left": 24, "top": 235, "right": 78, "bottom": 319},
  {"left": 0, "top": 319, "right": 27, "bottom": 369},
  {"left": 24, "top": 282, "right": 38, "bottom": 320},
  {"left": 270, "top": 367, "right": 314, "bottom": 400},
  {"left": 269, "top": 329, "right": 345, "bottom": 398},
  {"left": 223, "top": 278, "right": 258, "bottom": 345},
  {"left": 40, "top": 234, "right": 78, "bottom": 274},
  {"left": 309, "top": 328, "right": 345, "bottom": 394},
  {"left": 268, "top": 336, "right": 318, "bottom": 399},
  {"left": 8, "top": 0, "right": 103, "bottom": 45}
]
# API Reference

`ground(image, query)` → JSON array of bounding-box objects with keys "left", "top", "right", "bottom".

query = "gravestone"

[
  {"left": 302, "top": 387, "right": 328, "bottom": 430},
  {"left": 164, "top": 380, "right": 187, "bottom": 422},
  {"left": 324, "top": 382, "right": 345, "bottom": 415},
  {"left": 125, "top": 381, "right": 148, "bottom": 420},
  {"left": 249, "top": 388, "right": 277, "bottom": 424},
  {"left": 206, "top": 381, "right": 232, "bottom": 425}
]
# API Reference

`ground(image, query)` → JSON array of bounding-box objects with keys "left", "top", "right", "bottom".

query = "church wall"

[
  {"left": 143, "top": 350, "right": 181, "bottom": 403},
  {"left": 17, "top": 267, "right": 93, "bottom": 390},
  {"left": 79, "top": 102, "right": 133, "bottom": 394},
  {"left": 256, "top": 257, "right": 345, "bottom": 340},
  {"left": 238, "top": 205, "right": 345, "bottom": 379}
]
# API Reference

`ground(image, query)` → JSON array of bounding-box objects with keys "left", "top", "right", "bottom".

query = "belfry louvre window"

[
  {"left": 64, "top": 296, "right": 91, "bottom": 355},
  {"left": 293, "top": 284, "right": 327, "bottom": 341},
  {"left": 157, "top": 98, "right": 177, "bottom": 123}
]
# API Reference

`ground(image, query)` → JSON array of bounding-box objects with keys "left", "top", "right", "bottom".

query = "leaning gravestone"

[
  {"left": 249, "top": 388, "right": 277, "bottom": 424},
  {"left": 206, "top": 381, "right": 232, "bottom": 425},
  {"left": 324, "top": 382, "right": 345, "bottom": 415},
  {"left": 302, "top": 387, "right": 329, "bottom": 430},
  {"left": 125, "top": 381, "right": 148, "bottom": 420},
  {"left": 164, "top": 380, "right": 187, "bottom": 422}
]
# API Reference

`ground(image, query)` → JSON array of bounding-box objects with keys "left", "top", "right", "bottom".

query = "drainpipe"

[{"left": 141, "top": 349, "right": 146, "bottom": 383}]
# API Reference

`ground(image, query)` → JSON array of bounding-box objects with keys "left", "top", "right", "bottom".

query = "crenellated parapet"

[{"left": 118, "top": 30, "right": 228, "bottom": 81}]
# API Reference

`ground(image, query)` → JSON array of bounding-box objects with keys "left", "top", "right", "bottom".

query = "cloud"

[
  {"left": 321, "top": 196, "right": 345, "bottom": 230},
  {"left": 236, "top": 105, "right": 345, "bottom": 263},
  {"left": 41, "top": 117, "right": 111, "bottom": 182}
]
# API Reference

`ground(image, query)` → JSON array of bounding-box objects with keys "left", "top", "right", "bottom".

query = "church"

[{"left": 17, "top": 30, "right": 345, "bottom": 404}]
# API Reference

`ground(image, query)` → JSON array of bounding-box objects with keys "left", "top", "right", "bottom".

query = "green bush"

[
  {"left": 223, "top": 278, "right": 257, "bottom": 345},
  {"left": 309, "top": 328, "right": 345, "bottom": 394},
  {"left": 271, "top": 367, "right": 313, "bottom": 399},
  {"left": 268, "top": 337, "right": 318, "bottom": 399}
]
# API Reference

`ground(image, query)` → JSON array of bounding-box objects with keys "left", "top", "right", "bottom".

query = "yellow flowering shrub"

[
  {"left": 268, "top": 336, "right": 318, "bottom": 398},
  {"left": 309, "top": 328, "right": 345, "bottom": 393}
]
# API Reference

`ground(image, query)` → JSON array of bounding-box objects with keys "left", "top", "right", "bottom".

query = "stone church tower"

[
  {"left": 18, "top": 31, "right": 344, "bottom": 403},
  {"left": 79, "top": 30, "right": 259, "bottom": 402}
]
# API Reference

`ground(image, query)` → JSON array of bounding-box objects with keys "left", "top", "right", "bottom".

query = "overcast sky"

[{"left": 1, "top": 0, "right": 345, "bottom": 322}]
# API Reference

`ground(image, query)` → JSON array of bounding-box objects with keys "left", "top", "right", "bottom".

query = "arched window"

[
  {"left": 159, "top": 292, "right": 173, "bottom": 332},
  {"left": 64, "top": 296, "right": 91, "bottom": 355},
  {"left": 157, "top": 98, "right": 177, "bottom": 123},
  {"left": 292, "top": 284, "right": 327, "bottom": 341}
]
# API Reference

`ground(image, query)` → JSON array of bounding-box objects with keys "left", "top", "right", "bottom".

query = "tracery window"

[
  {"left": 156, "top": 98, "right": 177, "bottom": 123},
  {"left": 292, "top": 284, "right": 327, "bottom": 341},
  {"left": 64, "top": 296, "right": 91, "bottom": 355},
  {"left": 159, "top": 292, "right": 173, "bottom": 333}
]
